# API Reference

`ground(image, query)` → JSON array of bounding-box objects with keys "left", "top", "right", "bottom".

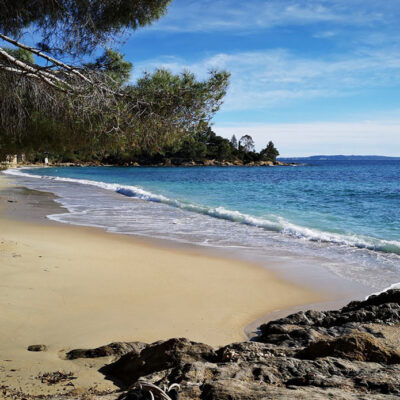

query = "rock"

[
  {"left": 181, "top": 161, "right": 196, "bottom": 166},
  {"left": 199, "top": 380, "right": 393, "bottom": 400},
  {"left": 16, "top": 293, "right": 400, "bottom": 399},
  {"left": 221, "top": 161, "right": 233, "bottom": 166},
  {"left": 92, "top": 290, "right": 400, "bottom": 399},
  {"left": 27, "top": 344, "right": 47, "bottom": 352},
  {"left": 200, "top": 380, "right": 273, "bottom": 400},
  {"left": 298, "top": 332, "right": 400, "bottom": 364},
  {"left": 203, "top": 159, "right": 215, "bottom": 166},
  {"left": 66, "top": 342, "right": 146, "bottom": 360},
  {"left": 259, "top": 160, "right": 274, "bottom": 166},
  {"left": 257, "top": 289, "right": 400, "bottom": 347},
  {"left": 100, "top": 337, "right": 400, "bottom": 396},
  {"left": 101, "top": 338, "right": 217, "bottom": 386}
]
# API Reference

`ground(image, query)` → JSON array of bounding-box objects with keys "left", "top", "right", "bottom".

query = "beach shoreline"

[
  {"left": 0, "top": 173, "right": 326, "bottom": 396},
  {"left": 1, "top": 168, "right": 375, "bottom": 309}
]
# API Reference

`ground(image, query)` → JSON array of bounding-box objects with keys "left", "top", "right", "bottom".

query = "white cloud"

[
  {"left": 214, "top": 121, "right": 400, "bottom": 156},
  {"left": 145, "top": 0, "right": 395, "bottom": 33},
  {"left": 131, "top": 48, "right": 400, "bottom": 111},
  {"left": 126, "top": 0, "right": 400, "bottom": 155},
  {"left": 313, "top": 30, "right": 338, "bottom": 38}
]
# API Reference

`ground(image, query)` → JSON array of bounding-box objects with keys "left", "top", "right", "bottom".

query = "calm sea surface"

[{"left": 5, "top": 160, "right": 400, "bottom": 291}]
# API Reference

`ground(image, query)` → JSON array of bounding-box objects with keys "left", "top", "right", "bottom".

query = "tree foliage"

[
  {"left": 86, "top": 49, "right": 133, "bottom": 86},
  {"left": 124, "top": 69, "right": 230, "bottom": 154},
  {"left": 0, "top": 0, "right": 171, "bottom": 56},
  {"left": 230, "top": 134, "right": 238, "bottom": 149},
  {"left": 260, "top": 141, "right": 280, "bottom": 162},
  {"left": 0, "top": 1, "right": 230, "bottom": 161},
  {"left": 239, "top": 134, "right": 255, "bottom": 153},
  {"left": 0, "top": 45, "right": 230, "bottom": 160},
  {"left": 152, "top": 131, "right": 281, "bottom": 166},
  {"left": 3, "top": 46, "right": 33, "bottom": 63}
]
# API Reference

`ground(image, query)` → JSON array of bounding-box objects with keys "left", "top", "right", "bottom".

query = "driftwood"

[{"left": 118, "top": 381, "right": 180, "bottom": 400}]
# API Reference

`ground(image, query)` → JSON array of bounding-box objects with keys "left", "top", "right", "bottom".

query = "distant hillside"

[{"left": 279, "top": 155, "right": 400, "bottom": 161}]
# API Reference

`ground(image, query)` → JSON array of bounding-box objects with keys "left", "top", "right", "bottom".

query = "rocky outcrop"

[
  {"left": 298, "top": 331, "right": 400, "bottom": 364},
  {"left": 65, "top": 341, "right": 147, "bottom": 360},
  {"left": 257, "top": 288, "right": 400, "bottom": 348},
  {"left": 146, "top": 159, "right": 292, "bottom": 167},
  {"left": 93, "top": 289, "right": 400, "bottom": 399},
  {"left": 101, "top": 338, "right": 217, "bottom": 386},
  {"left": 26, "top": 159, "right": 294, "bottom": 168}
]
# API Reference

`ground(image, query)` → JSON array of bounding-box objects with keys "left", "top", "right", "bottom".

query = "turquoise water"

[{"left": 5, "top": 160, "right": 400, "bottom": 289}]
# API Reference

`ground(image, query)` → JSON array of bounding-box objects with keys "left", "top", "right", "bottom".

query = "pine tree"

[
  {"left": 230, "top": 134, "right": 238, "bottom": 149},
  {"left": 239, "top": 135, "right": 255, "bottom": 152},
  {"left": 260, "top": 141, "right": 280, "bottom": 162}
]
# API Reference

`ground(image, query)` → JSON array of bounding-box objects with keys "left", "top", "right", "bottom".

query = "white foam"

[
  {"left": 367, "top": 282, "right": 400, "bottom": 298},
  {"left": 3, "top": 168, "right": 400, "bottom": 256}
]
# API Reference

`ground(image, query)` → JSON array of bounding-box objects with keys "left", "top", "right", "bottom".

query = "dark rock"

[
  {"left": 298, "top": 332, "right": 400, "bottom": 364},
  {"left": 95, "top": 289, "right": 400, "bottom": 400},
  {"left": 101, "top": 337, "right": 217, "bottom": 387},
  {"left": 66, "top": 342, "right": 146, "bottom": 360},
  {"left": 27, "top": 344, "right": 47, "bottom": 352},
  {"left": 344, "top": 290, "right": 400, "bottom": 311},
  {"left": 257, "top": 289, "right": 400, "bottom": 347},
  {"left": 200, "top": 380, "right": 271, "bottom": 400}
]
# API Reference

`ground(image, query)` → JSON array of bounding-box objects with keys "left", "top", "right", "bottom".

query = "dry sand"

[{"left": 0, "top": 174, "right": 323, "bottom": 396}]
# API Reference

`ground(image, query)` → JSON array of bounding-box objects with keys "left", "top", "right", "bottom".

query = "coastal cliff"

[{"left": 5, "top": 289, "right": 400, "bottom": 399}]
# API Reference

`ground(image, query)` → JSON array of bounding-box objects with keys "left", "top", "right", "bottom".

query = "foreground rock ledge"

[{"left": 7, "top": 290, "right": 400, "bottom": 399}]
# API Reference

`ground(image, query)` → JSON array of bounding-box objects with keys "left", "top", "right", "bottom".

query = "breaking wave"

[{"left": 4, "top": 168, "right": 400, "bottom": 256}]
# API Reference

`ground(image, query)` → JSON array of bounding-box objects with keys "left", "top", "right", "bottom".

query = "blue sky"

[{"left": 119, "top": 0, "right": 400, "bottom": 156}]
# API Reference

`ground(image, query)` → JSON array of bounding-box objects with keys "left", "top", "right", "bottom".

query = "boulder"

[
  {"left": 181, "top": 161, "right": 196, "bottom": 166},
  {"left": 257, "top": 289, "right": 400, "bottom": 347},
  {"left": 66, "top": 342, "right": 146, "bottom": 360},
  {"left": 93, "top": 290, "right": 400, "bottom": 399},
  {"left": 203, "top": 160, "right": 215, "bottom": 166},
  {"left": 27, "top": 344, "right": 47, "bottom": 352},
  {"left": 298, "top": 332, "right": 400, "bottom": 364},
  {"left": 101, "top": 338, "right": 216, "bottom": 386},
  {"left": 260, "top": 160, "right": 274, "bottom": 166}
]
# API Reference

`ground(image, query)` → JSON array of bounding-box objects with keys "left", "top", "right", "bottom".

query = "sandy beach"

[{"left": 0, "top": 174, "right": 323, "bottom": 396}]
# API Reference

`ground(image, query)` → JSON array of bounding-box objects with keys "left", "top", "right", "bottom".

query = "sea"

[{"left": 4, "top": 160, "right": 400, "bottom": 294}]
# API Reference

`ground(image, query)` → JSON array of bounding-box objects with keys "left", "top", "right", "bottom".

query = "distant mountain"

[{"left": 278, "top": 155, "right": 400, "bottom": 161}]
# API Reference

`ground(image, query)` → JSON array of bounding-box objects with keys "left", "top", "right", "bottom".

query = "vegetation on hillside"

[{"left": 98, "top": 129, "right": 280, "bottom": 165}]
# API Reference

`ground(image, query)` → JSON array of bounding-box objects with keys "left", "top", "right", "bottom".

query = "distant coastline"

[
  {"left": 1, "top": 159, "right": 294, "bottom": 168},
  {"left": 4, "top": 154, "right": 399, "bottom": 169},
  {"left": 279, "top": 154, "right": 400, "bottom": 161}
]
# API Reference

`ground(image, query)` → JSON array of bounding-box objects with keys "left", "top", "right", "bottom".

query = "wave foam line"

[
  {"left": 4, "top": 168, "right": 400, "bottom": 256},
  {"left": 367, "top": 282, "right": 400, "bottom": 299}
]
